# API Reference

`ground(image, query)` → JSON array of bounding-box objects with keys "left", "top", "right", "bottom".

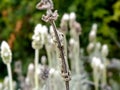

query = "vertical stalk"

[
  {"left": 51, "top": 21, "right": 70, "bottom": 90},
  {"left": 93, "top": 68, "right": 99, "bottom": 90},
  {"left": 45, "top": 46, "right": 52, "bottom": 68},
  {"left": 7, "top": 63, "right": 13, "bottom": 90},
  {"left": 103, "top": 58, "right": 107, "bottom": 85},
  {"left": 35, "top": 49, "right": 39, "bottom": 90}
]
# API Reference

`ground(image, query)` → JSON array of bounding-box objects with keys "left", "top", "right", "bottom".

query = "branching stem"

[{"left": 50, "top": 21, "right": 70, "bottom": 90}]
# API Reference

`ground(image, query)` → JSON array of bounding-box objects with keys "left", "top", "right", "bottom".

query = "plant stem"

[
  {"left": 93, "top": 68, "right": 99, "bottom": 90},
  {"left": 7, "top": 63, "right": 13, "bottom": 90},
  {"left": 35, "top": 49, "right": 39, "bottom": 90},
  {"left": 50, "top": 21, "right": 70, "bottom": 90},
  {"left": 103, "top": 58, "right": 107, "bottom": 85}
]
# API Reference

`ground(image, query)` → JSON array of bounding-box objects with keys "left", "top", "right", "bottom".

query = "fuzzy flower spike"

[
  {"left": 0, "top": 41, "right": 13, "bottom": 90},
  {"left": 1, "top": 41, "right": 12, "bottom": 64}
]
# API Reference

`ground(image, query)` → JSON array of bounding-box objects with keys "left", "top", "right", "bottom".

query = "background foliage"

[{"left": 0, "top": 0, "right": 120, "bottom": 81}]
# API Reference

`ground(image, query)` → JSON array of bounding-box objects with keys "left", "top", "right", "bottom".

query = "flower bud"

[
  {"left": 69, "top": 12, "right": 76, "bottom": 20},
  {"left": 89, "top": 30, "right": 96, "bottom": 42},
  {"left": 101, "top": 44, "right": 108, "bottom": 57},
  {"left": 27, "top": 63, "right": 34, "bottom": 78},
  {"left": 32, "top": 24, "right": 46, "bottom": 49},
  {"left": 69, "top": 38, "right": 76, "bottom": 46},
  {"left": 92, "top": 23, "right": 97, "bottom": 31},
  {"left": 91, "top": 57, "right": 102, "bottom": 68},
  {"left": 95, "top": 42, "right": 101, "bottom": 51},
  {"left": 0, "top": 41, "right": 12, "bottom": 64},
  {"left": 34, "top": 24, "right": 42, "bottom": 35},
  {"left": 62, "top": 13, "right": 69, "bottom": 21},
  {"left": 28, "top": 63, "right": 34, "bottom": 73},
  {"left": 87, "top": 42, "right": 95, "bottom": 53},
  {"left": 32, "top": 40, "right": 43, "bottom": 49},
  {"left": 89, "top": 23, "right": 97, "bottom": 42}
]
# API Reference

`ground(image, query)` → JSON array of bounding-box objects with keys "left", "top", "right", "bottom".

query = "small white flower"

[
  {"left": 0, "top": 41, "right": 12, "bottom": 64},
  {"left": 69, "top": 12, "right": 76, "bottom": 20},
  {"left": 62, "top": 13, "right": 69, "bottom": 21}
]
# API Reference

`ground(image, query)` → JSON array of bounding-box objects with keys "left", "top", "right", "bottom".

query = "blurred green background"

[{"left": 0, "top": 0, "right": 120, "bottom": 80}]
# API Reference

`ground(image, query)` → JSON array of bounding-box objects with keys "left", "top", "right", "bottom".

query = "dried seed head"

[
  {"left": 0, "top": 41, "right": 12, "bottom": 64},
  {"left": 36, "top": 0, "right": 53, "bottom": 10}
]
